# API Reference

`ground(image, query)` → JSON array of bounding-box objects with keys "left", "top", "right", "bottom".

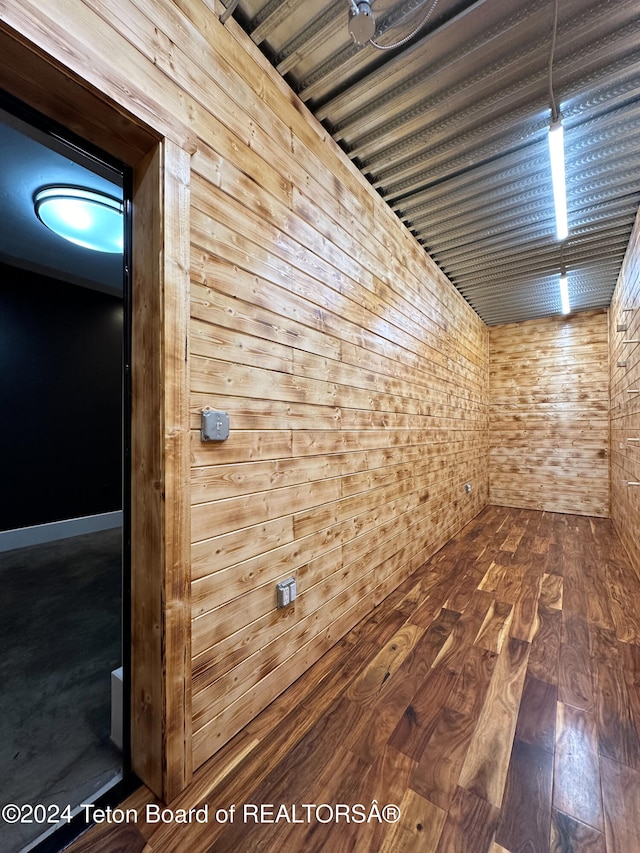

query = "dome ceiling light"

[{"left": 34, "top": 186, "right": 123, "bottom": 254}]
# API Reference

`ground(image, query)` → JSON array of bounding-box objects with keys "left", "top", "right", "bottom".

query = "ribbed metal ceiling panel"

[{"left": 223, "top": 0, "right": 640, "bottom": 325}]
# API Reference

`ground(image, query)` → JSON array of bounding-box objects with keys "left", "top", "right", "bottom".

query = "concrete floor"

[{"left": 0, "top": 528, "right": 123, "bottom": 852}]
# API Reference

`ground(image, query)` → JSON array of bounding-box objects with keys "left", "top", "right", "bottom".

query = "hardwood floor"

[{"left": 68, "top": 506, "right": 640, "bottom": 853}]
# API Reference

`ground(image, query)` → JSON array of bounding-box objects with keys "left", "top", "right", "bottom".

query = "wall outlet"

[
  {"left": 276, "top": 577, "right": 297, "bottom": 609},
  {"left": 465, "top": 482, "right": 472, "bottom": 494}
]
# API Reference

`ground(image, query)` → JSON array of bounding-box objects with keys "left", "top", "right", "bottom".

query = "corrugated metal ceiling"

[{"left": 221, "top": 0, "right": 640, "bottom": 325}]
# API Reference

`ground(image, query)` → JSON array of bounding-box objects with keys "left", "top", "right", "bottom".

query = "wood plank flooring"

[{"left": 68, "top": 506, "right": 640, "bottom": 853}]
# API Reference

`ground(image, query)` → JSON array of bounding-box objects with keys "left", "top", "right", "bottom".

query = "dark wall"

[{"left": 0, "top": 262, "right": 122, "bottom": 531}]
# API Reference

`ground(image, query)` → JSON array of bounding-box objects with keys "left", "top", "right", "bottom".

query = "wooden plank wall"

[
  {"left": 187, "top": 19, "right": 489, "bottom": 769},
  {"left": 0, "top": 0, "right": 489, "bottom": 775},
  {"left": 489, "top": 310, "right": 609, "bottom": 517},
  {"left": 610, "top": 209, "right": 640, "bottom": 576}
]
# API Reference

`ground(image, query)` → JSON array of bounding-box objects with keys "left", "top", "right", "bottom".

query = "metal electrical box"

[
  {"left": 276, "top": 577, "right": 297, "bottom": 609},
  {"left": 201, "top": 409, "right": 230, "bottom": 442}
]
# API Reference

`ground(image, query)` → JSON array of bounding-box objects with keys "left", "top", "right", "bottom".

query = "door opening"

[{"left": 0, "top": 93, "right": 133, "bottom": 853}]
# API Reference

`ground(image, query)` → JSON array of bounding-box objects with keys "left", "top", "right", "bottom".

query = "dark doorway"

[{"left": 0, "top": 98, "right": 130, "bottom": 853}]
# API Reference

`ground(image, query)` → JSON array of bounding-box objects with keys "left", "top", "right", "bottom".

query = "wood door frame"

[{"left": 0, "top": 25, "right": 193, "bottom": 802}]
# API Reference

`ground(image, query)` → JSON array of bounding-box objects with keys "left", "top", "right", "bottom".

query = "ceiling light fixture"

[
  {"left": 559, "top": 272, "right": 570, "bottom": 315},
  {"left": 348, "top": 0, "right": 440, "bottom": 50},
  {"left": 547, "top": 0, "right": 567, "bottom": 242},
  {"left": 549, "top": 118, "right": 568, "bottom": 241},
  {"left": 348, "top": 0, "right": 376, "bottom": 44},
  {"left": 34, "top": 186, "right": 123, "bottom": 254}
]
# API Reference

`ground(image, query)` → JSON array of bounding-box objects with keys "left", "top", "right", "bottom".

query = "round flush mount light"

[{"left": 34, "top": 186, "right": 124, "bottom": 254}]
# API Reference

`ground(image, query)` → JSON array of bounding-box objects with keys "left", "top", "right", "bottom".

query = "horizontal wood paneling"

[
  {"left": 610, "top": 209, "right": 640, "bottom": 577},
  {"left": 2, "top": 0, "right": 488, "bottom": 778},
  {"left": 489, "top": 310, "right": 609, "bottom": 517},
  {"left": 182, "top": 10, "right": 489, "bottom": 768}
]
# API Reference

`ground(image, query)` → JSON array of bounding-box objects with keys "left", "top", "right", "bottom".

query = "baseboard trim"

[{"left": 0, "top": 511, "right": 122, "bottom": 553}]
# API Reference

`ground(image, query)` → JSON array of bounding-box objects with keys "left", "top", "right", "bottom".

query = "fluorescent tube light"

[
  {"left": 548, "top": 118, "right": 568, "bottom": 241},
  {"left": 559, "top": 273, "right": 570, "bottom": 315}
]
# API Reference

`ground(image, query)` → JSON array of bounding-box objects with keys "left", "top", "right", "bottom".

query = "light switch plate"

[{"left": 201, "top": 410, "right": 230, "bottom": 442}]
